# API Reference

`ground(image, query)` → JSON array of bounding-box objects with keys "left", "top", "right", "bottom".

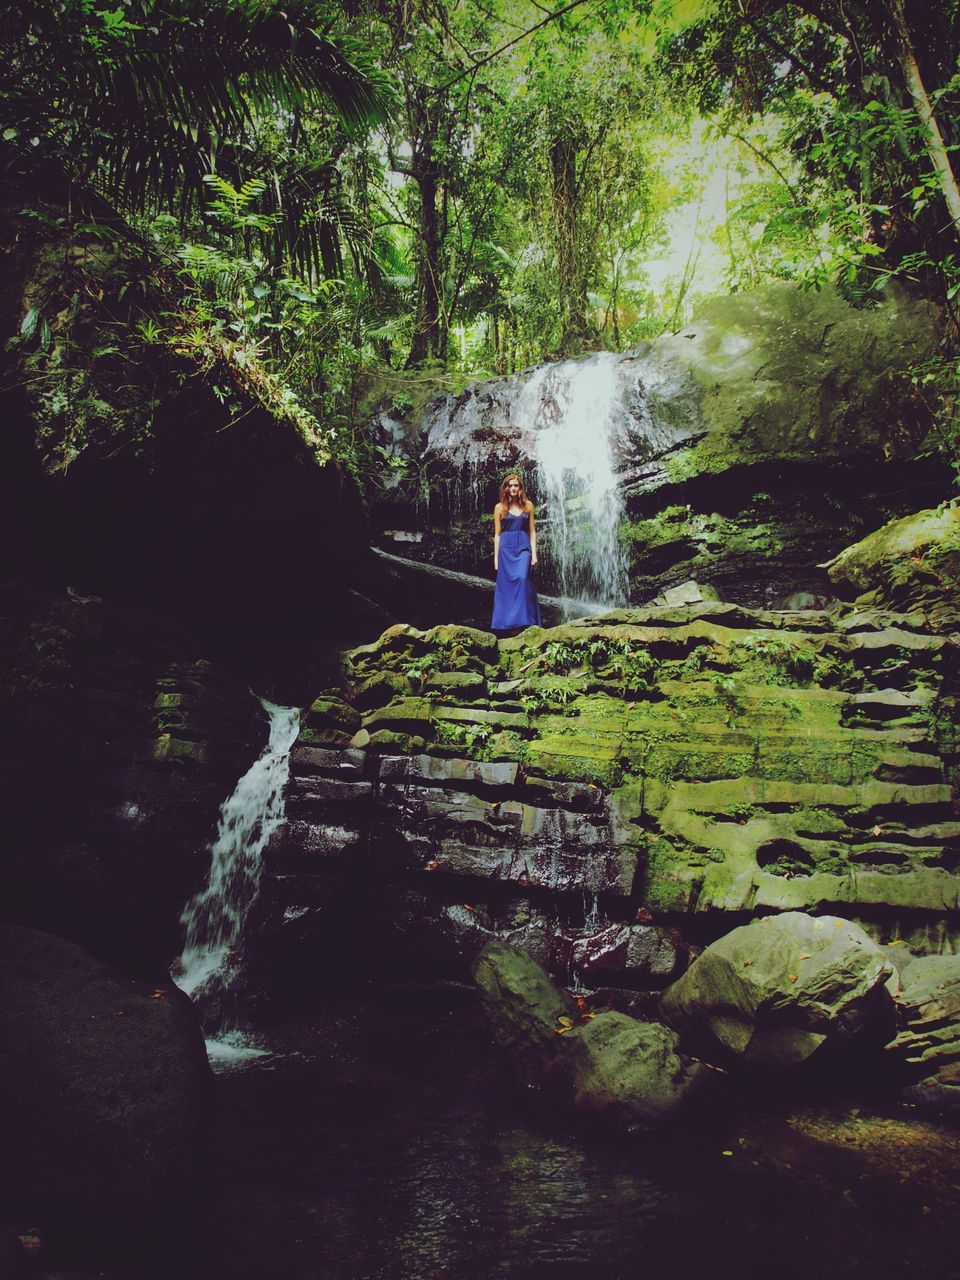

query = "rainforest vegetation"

[
  {"left": 2, "top": 0, "right": 959, "bottom": 482},
  {"left": 5, "top": 9, "right": 960, "bottom": 1276}
]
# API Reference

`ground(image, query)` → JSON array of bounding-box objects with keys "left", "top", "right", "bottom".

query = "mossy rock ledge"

[{"left": 256, "top": 597, "right": 960, "bottom": 1013}]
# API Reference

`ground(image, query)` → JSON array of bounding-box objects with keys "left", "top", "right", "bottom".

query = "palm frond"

[{"left": 5, "top": 0, "right": 398, "bottom": 226}]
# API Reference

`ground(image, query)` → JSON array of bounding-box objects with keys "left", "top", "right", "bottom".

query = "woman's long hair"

[{"left": 498, "top": 473, "right": 532, "bottom": 512}]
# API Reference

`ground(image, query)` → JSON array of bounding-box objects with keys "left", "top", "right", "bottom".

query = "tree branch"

[{"left": 432, "top": 0, "right": 608, "bottom": 94}]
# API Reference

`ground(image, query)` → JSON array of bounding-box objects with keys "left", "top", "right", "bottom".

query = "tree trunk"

[
  {"left": 404, "top": 94, "right": 446, "bottom": 369},
  {"left": 406, "top": 165, "right": 443, "bottom": 366},
  {"left": 886, "top": 0, "right": 960, "bottom": 240},
  {"left": 550, "top": 135, "right": 588, "bottom": 354}
]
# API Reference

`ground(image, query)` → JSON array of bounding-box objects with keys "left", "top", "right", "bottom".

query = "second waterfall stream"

[{"left": 173, "top": 697, "right": 300, "bottom": 1065}]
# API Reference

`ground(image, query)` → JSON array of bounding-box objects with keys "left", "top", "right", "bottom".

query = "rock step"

[
  {"left": 266, "top": 819, "right": 363, "bottom": 862},
  {"left": 285, "top": 777, "right": 374, "bottom": 812},
  {"left": 289, "top": 745, "right": 366, "bottom": 776}
]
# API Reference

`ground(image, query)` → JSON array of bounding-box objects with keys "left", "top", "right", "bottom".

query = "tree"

[
  {"left": 0, "top": 0, "right": 396, "bottom": 276},
  {"left": 657, "top": 0, "right": 960, "bottom": 305}
]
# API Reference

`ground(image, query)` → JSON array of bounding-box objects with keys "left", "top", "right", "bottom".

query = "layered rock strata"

[{"left": 258, "top": 597, "right": 960, "bottom": 1002}]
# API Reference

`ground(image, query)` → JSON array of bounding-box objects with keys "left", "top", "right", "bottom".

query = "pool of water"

[{"left": 167, "top": 999, "right": 960, "bottom": 1280}]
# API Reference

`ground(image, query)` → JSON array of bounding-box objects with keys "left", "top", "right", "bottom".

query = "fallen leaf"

[
  {"left": 873, "top": 824, "right": 884, "bottom": 836},
  {"left": 742, "top": 959, "right": 754, "bottom": 966},
  {"left": 557, "top": 1016, "right": 574, "bottom": 1029},
  {"left": 889, "top": 939, "right": 905, "bottom": 947},
  {"left": 798, "top": 953, "right": 812, "bottom": 961},
  {"left": 788, "top": 974, "right": 798, "bottom": 982},
  {"left": 721, "top": 1150, "right": 734, "bottom": 1157}
]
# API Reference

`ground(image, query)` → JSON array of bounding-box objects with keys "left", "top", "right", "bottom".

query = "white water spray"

[
  {"left": 173, "top": 700, "right": 299, "bottom": 1035},
  {"left": 515, "top": 352, "right": 628, "bottom": 610}
]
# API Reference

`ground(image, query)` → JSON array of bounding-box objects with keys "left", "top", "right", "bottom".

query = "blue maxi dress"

[{"left": 491, "top": 512, "right": 541, "bottom": 631}]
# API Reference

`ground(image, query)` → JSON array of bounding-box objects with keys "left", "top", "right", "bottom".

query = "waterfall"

[
  {"left": 422, "top": 348, "right": 644, "bottom": 614},
  {"left": 172, "top": 698, "right": 299, "bottom": 1061},
  {"left": 515, "top": 352, "right": 628, "bottom": 610}
]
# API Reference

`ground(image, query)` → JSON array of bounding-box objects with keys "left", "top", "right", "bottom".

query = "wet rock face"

[
  {"left": 660, "top": 912, "right": 897, "bottom": 1071},
  {"left": 258, "top": 594, "right": 959, "bottom": 1004},
  {"left": 0, "top": 924, "right": 210, "bottom": 1228},
  {"left": 367, "top": 283, "right": 950, "bottom": 615}
]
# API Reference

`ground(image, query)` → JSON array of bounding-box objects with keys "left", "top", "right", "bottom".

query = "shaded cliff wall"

[{"left": 0, "top": 180, "right": 366, "bottom": 675}]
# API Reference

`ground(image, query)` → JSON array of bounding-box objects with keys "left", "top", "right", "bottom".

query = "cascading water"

[
  {"left": 520, "top": 352, "right": 629, "bottom": 609},
  {"left": 423, "top": 352, "right": 632, "bottom": 613},
  {"left": 173, "top": 697, "right": 299, "bottom": 1063}
]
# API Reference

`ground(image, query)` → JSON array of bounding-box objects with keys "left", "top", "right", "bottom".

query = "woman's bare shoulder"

[
  {"left": 494, "top": 501, "right": 505, "bottom": 517},
  {"left": 526, "top": 500, "right": 536, "bottom": 514}
]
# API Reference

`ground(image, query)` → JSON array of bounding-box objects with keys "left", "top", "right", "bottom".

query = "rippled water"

[{"left": 172, "top": 1002, "right": 960, "bottom": 1280}]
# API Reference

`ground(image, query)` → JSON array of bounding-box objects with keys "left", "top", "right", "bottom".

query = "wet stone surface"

[{"left": 259, "top": 599, "right": 960, "bottom": 1009}]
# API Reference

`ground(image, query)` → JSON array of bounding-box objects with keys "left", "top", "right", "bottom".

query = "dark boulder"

[
  {"left": 471, "top": 939, "right": 710, "bottom": 1128},
  {"left": 0, "top": 924, "right": 210, "bottom": 1229}
]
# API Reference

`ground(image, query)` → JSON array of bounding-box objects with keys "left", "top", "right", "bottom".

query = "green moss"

[{"left": 641, "top": 836, "right": 703, "bottom": 913}]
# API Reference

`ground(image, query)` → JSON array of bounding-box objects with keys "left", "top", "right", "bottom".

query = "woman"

[{"left": 491, "top": 473, "right": 541, "bottom": 632}]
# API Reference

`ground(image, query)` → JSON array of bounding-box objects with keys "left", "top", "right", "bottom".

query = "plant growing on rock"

[
  {"left": 731, "top": 633, "right": 815, "bottom": 687},
  {"left": 432, "top": 719, "right": 493, "bottom": 757},
  {"left": 519, "top": 679, "right": 579, "bottom": 717}
]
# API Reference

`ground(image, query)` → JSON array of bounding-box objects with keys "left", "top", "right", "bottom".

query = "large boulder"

[
  {"left": 471, "top": 938, "right": 577, "bottom": 1087},
  {"left": 0, "top": 924, "right": 210, "bottom": 1227},
  {"left": 886, "top": 952, "right": 960, "bottom": 1118},
  {"left": 562, "top": 1011, "right": 709, "bottom": 1128},
  {"left": 660, "top": 912, "right": 897, "bottom": 1071},
  {"left": 471, "top": 939, "right": 708, "bottom": 1127}
]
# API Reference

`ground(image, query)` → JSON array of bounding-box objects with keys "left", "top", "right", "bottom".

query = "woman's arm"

[
  {"left": 493, "top": 504, "right": 502, "bottom": 572},
  {"left": 529, "top": 503, "right": 537, "bottom": 566}
]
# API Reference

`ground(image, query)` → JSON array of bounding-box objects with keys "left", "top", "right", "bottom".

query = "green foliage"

[
  {"left": 432, "top": 718, "right": 493, "bottom": 756},
  {"left": 6, "top": 0, "right": 960, "bottom": 493},
  {"left": 2, "top": 0, "right": 396, "bottom": 266},
  {"left": 659, "top": 0, "right": 960, "bottom": 311},
  {"left": 730, "top": 633, "right": 815, "bottom": 686},
  {"left": 519, "top": 679, "right": 580, "bottom": 716},
  {"left": 521, "top": 634, "right": 657, "bottom": 695}
]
